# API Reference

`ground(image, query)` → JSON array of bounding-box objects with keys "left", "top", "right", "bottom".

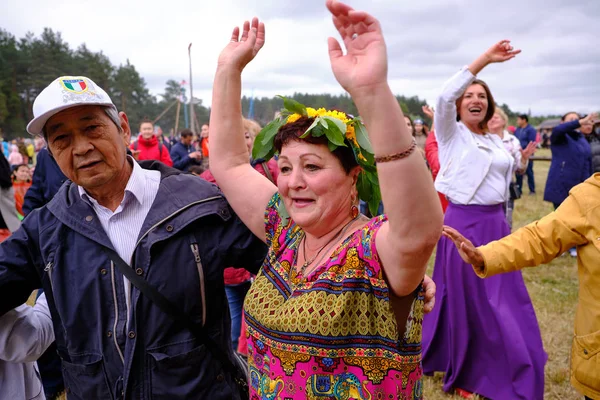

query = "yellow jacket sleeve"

[{"left": 476, "top": 194, "right": 589, "bottom": 278}]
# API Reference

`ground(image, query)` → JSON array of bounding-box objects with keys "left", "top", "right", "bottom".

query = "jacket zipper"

[
  {"left": 190, "top": 243, "right": 207, "bottom": 327},
  {"left": 129, "top": 196, "right": 222, "bottom": 264},
  {"left": 124, "top": 196, "right": 221, "bottom": 329},
  {"left": 43, "top": 262, "right": 54, "bottom": 292},
  {"left": 110, "top": 261, "right": 126, "bottom": 365}
]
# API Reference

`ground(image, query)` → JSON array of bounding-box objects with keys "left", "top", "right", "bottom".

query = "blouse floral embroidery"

[{"left": 244, "top": 193, "right": 424, "bottom": 400}]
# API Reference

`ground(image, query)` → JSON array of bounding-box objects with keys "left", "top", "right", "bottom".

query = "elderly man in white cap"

[{"left": 0, "top": 76, "right": 267, "bottom": 400}]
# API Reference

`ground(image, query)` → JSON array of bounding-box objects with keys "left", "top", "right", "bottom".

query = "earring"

[{"left": 351, "top": 205, "right": 359, "bottom": 219}]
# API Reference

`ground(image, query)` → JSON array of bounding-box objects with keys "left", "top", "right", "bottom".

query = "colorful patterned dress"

[{"left": 244, "top": 193, "right": 424, "bottom": 400}]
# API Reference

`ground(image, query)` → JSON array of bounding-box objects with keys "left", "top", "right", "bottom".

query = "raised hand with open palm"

[
  {"left": 217, "top": 17, "right": 265, "bottom": 73},
  {"left": 326, "top": 0, "right": 388, "bottom": 95},
  {"left": 469, "top": 39, "right": 521, "bottom": 76},
  {"left": 483, "top": 40, "right": 521, "bottom": 63},
  {"left": 520, "top": 141, "right": 537, "bottom": 162}
]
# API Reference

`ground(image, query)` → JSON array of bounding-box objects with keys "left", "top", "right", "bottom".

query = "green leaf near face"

[
  {"left": 262, "top": 146, "right": 276, "bottom": 163},
  {"left": 277, "top": 96, "right": 307, "bottom": 116},
  {"left": 368, "top": 189, "right": 382, "bottom": 217},
  {"left": 357, "top": 172, "right": 372, "bottom": 202},
  {"left": 252, "top": 141, "right": 270, "bottom": 160},
  {"left": 367, "top": 185, "right": 381, "bottom": 216},
  {"left": 366, "top": 171, "right": 379, "bottom": 186},
  {"left": 308, "top": 123, "right": 326, "bottom": 138},
  {"left": 360, "top": 162, "right": 377, "bottom": 174},
  {"left": 277, "top": 198, "right": 291, "bottom": 226},
  {"left": 304, "top": 118, "right": 321, "bottom": 133},
  {"left": 253, "top": 118, "right": 283, "bottom": 160},
  {"left": 322, "top": 117, "right": 347, "bottom": 147},
  {"left": 354, "top": 122, "right": 374, "bottom": 154},
  {"left": 323, "top": 116, "right": 347, "bottom": 137},
  {"left": 359, "top": 150, "right": 375, "bottom": 166}
]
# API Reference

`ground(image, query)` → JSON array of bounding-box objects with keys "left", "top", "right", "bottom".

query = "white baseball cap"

[{"left": 26, "top": 76, "right": 117, "bottom": 135}]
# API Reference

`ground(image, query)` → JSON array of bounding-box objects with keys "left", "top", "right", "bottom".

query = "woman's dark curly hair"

[{"left": 273, "top": 116, "right": 358, "bottom": 174}]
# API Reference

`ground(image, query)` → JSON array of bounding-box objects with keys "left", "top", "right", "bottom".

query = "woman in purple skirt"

[{"left": 422, "top": 41, "right": 547, "bottom": 399}]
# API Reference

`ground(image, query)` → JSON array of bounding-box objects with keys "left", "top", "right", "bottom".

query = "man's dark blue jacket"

[
  {"left": 170, "top": 141, "right": 200, "bottom": 172},
  {"left": 0, "top": 161, "right": 267, "bottom": 400}
]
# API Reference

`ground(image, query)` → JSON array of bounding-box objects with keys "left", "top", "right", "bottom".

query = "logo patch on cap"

[{"left": 60, "top": 78, "right": 88, "bottom": 94}]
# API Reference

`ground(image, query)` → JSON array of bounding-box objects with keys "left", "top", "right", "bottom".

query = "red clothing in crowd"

[
  {"left": 201, "top": 138, "right": 209, "bottom": 158},
  {"left": 424, "top": 130, "right": 449, "bottom": 212},
  {"left": 12, "top": 180, "right": 32, "bottom": 216},
  {"left": 130, "top": 135, "right": 173, "bottom": 167}
]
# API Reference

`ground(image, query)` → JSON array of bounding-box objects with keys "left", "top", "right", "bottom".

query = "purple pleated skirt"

[{"left": 422, "top": 203, "right": 547, "bottom": 399}]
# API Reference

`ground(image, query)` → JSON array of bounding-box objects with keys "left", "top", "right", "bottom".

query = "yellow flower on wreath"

[
  {"left": 286, "top": 113, "right": 301, "bottom": 124},
  {"left": 286, "top": 107, "right": 350, "bottom": 125},
  {"left": 284, "top": 107, "right": 368, "bottom": 161},
  {"left": 345, "top": 124, "right": 357, "bottom": 145},
  {"left": 345, "top": 125, "right": 367, "bottom": 162}
]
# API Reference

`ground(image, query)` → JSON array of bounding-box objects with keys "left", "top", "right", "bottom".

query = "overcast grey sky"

[{"left": 2, "top": 0, "right": 598, "bottom": 115}]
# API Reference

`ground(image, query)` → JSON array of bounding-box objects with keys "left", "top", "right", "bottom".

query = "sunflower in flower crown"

[{"left": 252, "top": 96, "right": 381, "bottom": 216}]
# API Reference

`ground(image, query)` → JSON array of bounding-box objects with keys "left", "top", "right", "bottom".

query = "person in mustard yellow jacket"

[{"left": 442, "top": 172, "right": 600, "bottom": 400}]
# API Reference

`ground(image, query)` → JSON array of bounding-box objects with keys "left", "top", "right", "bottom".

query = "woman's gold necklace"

[{"left": 299, "top": 215, "right": 360, "bottom": 277}]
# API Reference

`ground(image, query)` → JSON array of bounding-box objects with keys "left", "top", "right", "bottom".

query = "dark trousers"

[
  {"left": 225, "top": 281, "right": 251, "bottom": 350},
  {"left": 516, "top": 160, "right": 536, "bottom": 193}
]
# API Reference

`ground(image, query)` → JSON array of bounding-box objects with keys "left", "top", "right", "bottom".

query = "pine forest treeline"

[{"left": 0, "top": 27, "right": 560, "bottom": 139}]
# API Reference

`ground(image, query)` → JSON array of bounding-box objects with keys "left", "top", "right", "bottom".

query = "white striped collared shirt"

[{"left": 78, "top": 157, "right": 161, "bottom": 320}]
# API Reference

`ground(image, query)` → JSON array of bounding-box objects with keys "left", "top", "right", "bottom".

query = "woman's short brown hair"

[
  {"left": 456, "top": 79, "right": 496, "bottom": 132},
  {"left": 273, "top": 116, "right": 358, "bottom": 174}
]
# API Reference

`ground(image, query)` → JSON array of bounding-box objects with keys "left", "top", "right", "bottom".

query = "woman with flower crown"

[{"left": 208, "top": 1, "right": 443, "bottom": 398}]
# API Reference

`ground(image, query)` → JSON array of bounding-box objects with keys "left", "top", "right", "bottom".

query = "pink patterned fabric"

[{"left": 244, "top": 193, "right": 424, "bottom": 399}]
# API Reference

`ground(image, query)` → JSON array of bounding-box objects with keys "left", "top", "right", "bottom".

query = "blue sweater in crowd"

[
  {"left": 514, "top": 123, "right": 537, "bottom": 149},
  {"left": 170, "top": 141, "right": 200, "bottom": 172},
  {"left": 544, "top": 120, "right": 593, "bottom": 205}
]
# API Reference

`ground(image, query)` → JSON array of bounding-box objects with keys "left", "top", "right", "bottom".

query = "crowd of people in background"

[{"left": 0, "top": 1, "right": 598, "bottom": 399}]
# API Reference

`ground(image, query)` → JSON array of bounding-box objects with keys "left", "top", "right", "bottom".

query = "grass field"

[
  {"left": 423, "top": 148, "right": 581, "bottom": 399},
  {"left": 40, "top": 148, "right": 580, "bottom": 400}
]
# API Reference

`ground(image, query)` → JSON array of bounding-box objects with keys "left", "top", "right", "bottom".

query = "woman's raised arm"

[
  {"left": 209, "top": 18, "right": 277, "bottom": 243},
  {"left": 326, "top": 0, "right": 442, "bottom": 297}
]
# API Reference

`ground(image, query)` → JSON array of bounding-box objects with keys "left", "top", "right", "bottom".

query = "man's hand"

[
  {"left": 131, "top": 150, "right": 141, "bottom": 161},
  {"left": 189, "top": 151, "right": 202, "bottom": 160}
]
